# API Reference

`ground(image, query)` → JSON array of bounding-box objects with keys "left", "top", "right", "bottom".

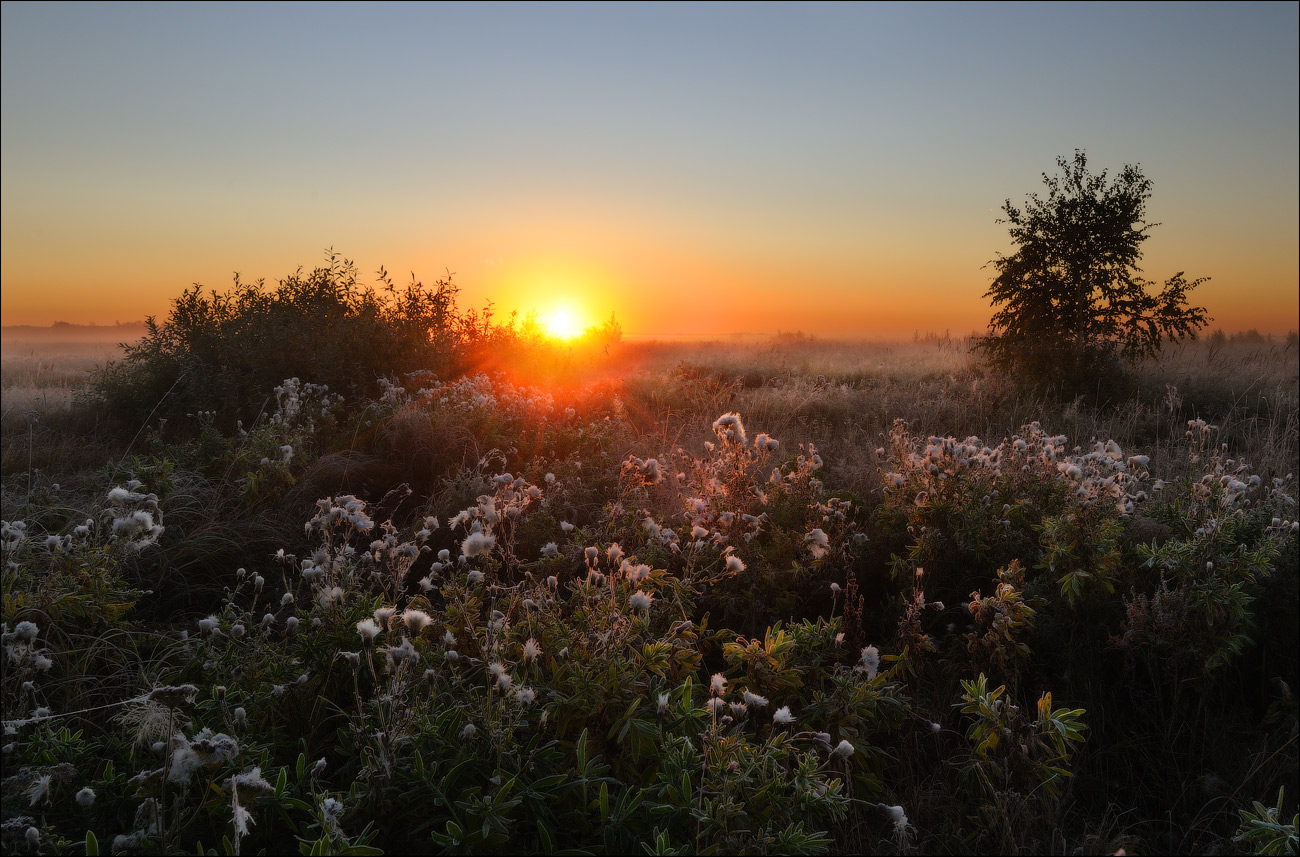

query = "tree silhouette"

[{"left": 977, "top": 151, "right": 1209, "bottom": 388}]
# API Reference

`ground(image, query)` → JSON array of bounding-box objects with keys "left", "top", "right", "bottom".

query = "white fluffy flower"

[
  {"left": 461, "top": 531, "right": 495, "bottom": 559},
  {"left": 805, "top": 528, "right": 830, "bottom": 559},
  {"left": 860, "top": 645, "right": 880, "bottom": 681},
  {"left": 356, "top": 618, "right": 382, "bottom": 643},
  {"left": 773, "top": 706, "right": 796, "bottom": 724},
  {"left": 402, "top": 610, "right": 432, "bottom": 634}
]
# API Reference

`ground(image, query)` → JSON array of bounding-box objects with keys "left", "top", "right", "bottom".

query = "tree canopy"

[{"left": 977, "top": 151, "right": 1209, "bottom": 386}]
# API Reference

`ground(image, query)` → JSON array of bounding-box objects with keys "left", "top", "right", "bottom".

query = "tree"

[{"left": 976, "top": 151, "right": 1209, "bottom": 388}]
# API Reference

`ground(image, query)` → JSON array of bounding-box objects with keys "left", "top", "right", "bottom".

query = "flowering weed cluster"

[{"left": 4, "top": 339, "right": 1297, "bottom": 855}]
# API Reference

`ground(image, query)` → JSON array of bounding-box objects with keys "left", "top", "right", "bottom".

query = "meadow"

[{"left": 1, "top": 269, "right": 1296, "bottom": 855}]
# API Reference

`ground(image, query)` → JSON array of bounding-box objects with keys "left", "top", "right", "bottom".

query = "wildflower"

[
  {"left": 387, "top": 637, "right": 417, "bottom": 665},
  {"left": 724, "top": 555, "right": 746, "bottom": 574},
  {"left": 253, "top": 574, "right": 265, "bottom": 591},
  {"left": 443, "top": 629, "right": 457, "bottom": 646},
  {"left": 76, "top": 786, "right": 96, "bottom": 808},
  {"left": 880, "top": 803, "right": 908, "bottom": 835},
  {"left": 584, "top": 546, "right": 599, "bottom": 564},
  {"left": 230, "top": 623, "right": 246, "bottom": 640},
  {"left": 311, "top": 757, "right": 327, "bottom": 778},
  {"left": 829, "top": 582, "right": 841, "bottom": 593},
  {"left": 285, "top": 616, "right": 299, "bottom": 634},
  {"left": 742, "top": 690, "right": 768, "bottom": 707},
  {"left": 233, "top": 767, "right": 274, "bottom": 793},
  {"left": 445, "top": 649, "right": 459, "bottom": 663},
  {"left": 729, "top": 701, "right": 748, "bottom": 718},
  {"left": 321, "top": 796, "right": 343, "bottom": 821},
  {"left": 26, "top": 827, "right": 40, "bottom": 849},
  {"left": 402, "top": 610, "right": 432, "bottom": 634},
  {"left": 712, "top": 412, "right": 748, "bottom": 447},
  {"left": 606, "top": 543, "right": 624, "bottom": 565},
  {"left": 148, "top": 685, "right": 198, "bottom": 708},
  {"left": 522, "top": 638, "right": 542, "bottom": 662},
  {"left": 707, "top": 697, "right": 726, "bottom": 715},
  {"left": 466, "top": 570, "right": 485, "bottom": 584},
  {"left": 233, "top": 801, "right": 255, "bottom": 837},
  {"left": 657, "top": 692, "right": 671, "bottom": 715},
  {"left": 805, "top": 528, "right": 830, "bottom": 559},
  {"left": 930, "top": 721, "right": 942, "bottom": 733},
  {"left": 374, "top": 607, "right": 396, "bottom": 628},
  {"left": 710, "top": 673, "right": 728, "bottom": 696},
  {"left": 461, "top": 531, "right": 495, "bottom": 559},
  {"left": 629, "top": 590, "right": 654, "bottom": 611},
  {"left": 860, "top": 645, "right": 880, "bottom": 680},
  {"left": 831, "top": 739, "right": 855, "bottom": 759},
  {"left": 460, "top": 723, "right": 476, "bottom": 740},
  {"left": 773, "top": 706, "right": 796, "bottom": 724},
  {"left": 540, "top": 542, "right": 559, "bottom": 559},
  {"left": 27, "top": 774, "right": 51, "bottom": 806},
  {"left": 356, "top": 618, "right": 382, "bottom": 643},
  {"left": 14, "top": 621, "right": 38, "bottom": 641},
  {"left": 515, "top": 686, "right": 536, "bottom": 705},
  {"left": 234, "top": 707, "right": 247, "bottom": 729}
]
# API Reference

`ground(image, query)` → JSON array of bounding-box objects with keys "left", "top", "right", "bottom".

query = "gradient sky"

[{"left": 2, "top": 2, "right": 1297, "bottom": 337}]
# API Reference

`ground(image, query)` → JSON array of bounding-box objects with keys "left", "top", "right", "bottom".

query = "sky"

[{"left": 2, "top": 2, "right": 1297, "bottom": 338}]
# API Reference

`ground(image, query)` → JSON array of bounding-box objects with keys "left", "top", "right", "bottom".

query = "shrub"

[{"left": 92, "top": 252, "right": 488, "bottom": 428}]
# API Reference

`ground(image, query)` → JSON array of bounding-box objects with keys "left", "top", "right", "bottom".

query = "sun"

[{"left": 542, "top": 306, "right": 583, "bottom": 341}]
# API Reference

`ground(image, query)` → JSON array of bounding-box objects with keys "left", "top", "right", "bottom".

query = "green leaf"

[
  {"left": 537, "top": 819, "right": 555, "bottom": 855},
  {"left": 85, "top": 830, "right": 99, "bottom": 857}
]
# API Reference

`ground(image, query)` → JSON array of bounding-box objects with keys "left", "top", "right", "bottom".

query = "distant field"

[{"left": 1, "top": 325, "right": 141, "bottom": 419}]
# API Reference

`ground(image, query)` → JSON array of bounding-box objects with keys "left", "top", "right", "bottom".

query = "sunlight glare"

[{"left": 543, "top": 306, "right": 583, "bottom": 340}]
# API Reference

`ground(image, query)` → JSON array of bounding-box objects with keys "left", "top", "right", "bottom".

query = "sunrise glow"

[{"left": 542, "top": 306, "right": 584, "bottom": 341}]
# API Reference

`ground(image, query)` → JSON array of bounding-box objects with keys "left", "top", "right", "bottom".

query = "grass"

[{"left": 1, "top": 308, "right": 1296, "bottom": 856}]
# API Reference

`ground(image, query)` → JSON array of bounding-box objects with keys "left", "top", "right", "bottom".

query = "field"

[{"left": 2, "top": 304, "right": 1297, "bottom": 855}]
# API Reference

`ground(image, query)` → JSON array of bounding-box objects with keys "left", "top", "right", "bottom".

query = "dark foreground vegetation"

[{"left": 2, "top": 259, "right": 1297, "bottom": 855}]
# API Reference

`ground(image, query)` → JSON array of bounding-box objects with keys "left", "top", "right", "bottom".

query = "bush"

[{"left": 92, "top": 252, "right": 490, "bottom": 428}]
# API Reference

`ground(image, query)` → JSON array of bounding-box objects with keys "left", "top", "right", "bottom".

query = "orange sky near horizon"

[{"left": 2, "top": 5, "right": 1297, "bottom": 337}]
